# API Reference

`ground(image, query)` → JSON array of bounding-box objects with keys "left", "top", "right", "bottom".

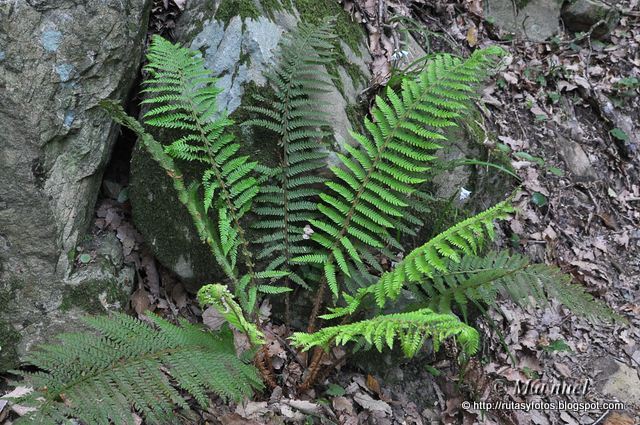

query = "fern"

[
  {"left": 321, "top": 200, "right": 514, "bottom": 319},
  {"left": 244, "top": 20, "right": 336, "bottom": 289},
  {"left": 100, "top": 100, "right": 237, "bottom": 282},
  {"left": 8, "top": 313, "right": 262, "bottom": 425},
  {"left": 294, "top": 47, "right": 506, "bottom": 297},
  {"left": 198, "top": 284, "right": 266, "bottom": 346},
  {"left": 142, "top": 35, "right": 260, "bottom": 308},
  {"left": 290, "top": 308, "right": 480, "bottom": 357},
  {"left": 424, "top": 251, "right": 624, "bottom": 324}
]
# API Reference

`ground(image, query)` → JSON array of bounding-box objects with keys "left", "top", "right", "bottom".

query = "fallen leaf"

[
  {"left": 353, "top": 392, "right": 392, "bottom": 415},
  {"left": 466, "top": 26, "right": 478, "bottom": 47},
  {"left": 366, "top": 374, "right": 381, "bottom": 396},
  {"left": 130, "top": 288, "right": 151, "bottom": 315},
  {"left": 202, "top": 306, "right": 225, "bottom": 331}
]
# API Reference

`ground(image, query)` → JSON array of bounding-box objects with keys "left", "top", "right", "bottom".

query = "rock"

[
  {"left": 556, "top": 135, "right": 598, "bottom": 181},
  {"left": 484, "top": 0, "right": 563, "bottom": 42},
  {"left": 0, "top": 0, "right": 151, "bottom": 371},
  {"left": 129, "top": 0, "right": 371, "bottom": 290},
  {"left": 594, "top": 357, "right": 640, "bottom": 406},
  {"left": 561, "top": 0, "right": 620, "bottom": 38}
]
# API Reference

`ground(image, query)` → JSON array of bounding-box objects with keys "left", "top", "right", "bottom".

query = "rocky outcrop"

[
  {"left": 129, "top": 0, "right": 372, "bottom": 290},
  {"left": 0, "top": 0, "right": 151, "bottom": 371},
  {"left": 561, "top": 0, "right": 620, "bottom": 38},
  {"left": 484, "top": 0, "right": 564, "bottom": 42}
]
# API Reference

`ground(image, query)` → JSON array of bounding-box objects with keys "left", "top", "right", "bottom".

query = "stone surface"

[
  {"left": 129, "top": 0, "right": 372, "bottom": 290},
  {"left": 561, "top": 0, "right": 620, "bottom": 38},
  {"left": 556, "top": 135, "right": 598, "bottom": 181},
  {"left": 484, "top": 0, "right": 564, "bottom": 42},
  {"left": 594, "top": 357, "right": 640, "bottom": 406},
  {"left": 0, "top": 0, "right": 151, "bottom": 371}
]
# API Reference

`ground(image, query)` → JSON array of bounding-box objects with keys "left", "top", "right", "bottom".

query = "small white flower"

[
  {"left": 459, "top": 187, "right": 472, "bottom": 201},
  {"left": 303, "top": 224, "right": 314, "bottom": 235},
  {"left": 391, "top": 50, "right": 410, "bottom": 61},
  {"left": 302, "top": 233, "right": 311, "bottom": 240}
]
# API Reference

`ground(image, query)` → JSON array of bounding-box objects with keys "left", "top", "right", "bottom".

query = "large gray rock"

[
  {"left": 129, "top": 0, "right": 371, "bottom": 290},
  {"left": 484, "top": 0, "right": 564, "bottom": 42},
  {"left": 0, "top": 0, "right": 151, "bottom": 371},
  {"left": 561, "top": 0, "right": 620, "bottom": 38}
]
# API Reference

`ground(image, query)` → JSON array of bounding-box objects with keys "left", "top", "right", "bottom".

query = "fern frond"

[
  {"left": 423, "top": 251, "right": 623, "bottom": 324},
  {"left": 100, "top": 100, "right": 237, "bottom": 284},
  {"left": 244, "top": 20, "right": 336, "bottom": 290},
  {"left": 290, "top": 308, "right": 479, "bottom": 357},
  {"left": 320, "top": 201, "right": 513, "bottom": 319},
  {"left": 296, "top": 47, "right": 505, "bottom": 296},
  {"left": 10, "top": 313, "right": 262, "bottom": 425},
  {"left": 142, "top": 35, "right": 261, "bottom": 308}
]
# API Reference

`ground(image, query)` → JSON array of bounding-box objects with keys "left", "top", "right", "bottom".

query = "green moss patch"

[
  {"left": 60, "top": 279, "right": 128, "bottom": 314},
  {"left": 0, "top": 320, "right": 20, "bottom": 372},
  {"left": 216, "top": 0, "right": 260, "bottom": 26}
]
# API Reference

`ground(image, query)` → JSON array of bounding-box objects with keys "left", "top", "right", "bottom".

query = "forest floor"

[{"left": 3, "top": 0, "right": 636, "bottom": 424}]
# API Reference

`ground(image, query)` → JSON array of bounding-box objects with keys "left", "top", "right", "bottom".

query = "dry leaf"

[
  {"left": 130, "top": 287, "right": 151, "bottom": 315},
  {"left": 366, "top": 374, "right": 382, "bottom": 396},
  {"left": 466, "top": 26, "right": 478, "bottom": 47}
]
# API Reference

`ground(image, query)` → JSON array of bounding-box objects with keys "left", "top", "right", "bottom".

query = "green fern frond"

[
  {"left": 290, "top": 308, "right": 479, "bottom": 357},
  {"left": 295, "top": 47, "right": 505, "bottom": 296},
  {"left": 244, "top": 20, "right": 336, "bottom": 289},
  {"left": 141, "top": 35, "right": 261, "bottom": 307},
  {"left": 320, "top": 201, "right": 513, "bottom": 319},
  {"left": 423, "top": 251, "right": 623, "bottom": 324},
  {"left": 9, "top": 313, "right": 262, "bottom": 425},
  {"left": 100, "top": 100, "right": 237, "bottom": 283}
]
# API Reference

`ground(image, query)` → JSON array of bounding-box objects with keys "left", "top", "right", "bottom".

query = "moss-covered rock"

[
  {"left": 0, "top": 232, "right": 134, "bottom": 373},
  {"left": 0, "top": 320, "right": 20, "bottom": 373},
  {"left": 0, "top": 0, "right": 151, "bottom": 371},
  {"left": 129, "top": 0, "right": 371, "bottom": 291}
]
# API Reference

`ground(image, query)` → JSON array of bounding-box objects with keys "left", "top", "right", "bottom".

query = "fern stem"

[{"left": 100, "top": 101, "right": 238, "bottom": 284}]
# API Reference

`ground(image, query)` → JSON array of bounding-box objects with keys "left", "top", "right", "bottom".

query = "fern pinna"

[
  {"left": 294, "top": 47, "right": 506, "bottom": 324},
  {"left": 10, "top": 313, "right": 262, "bottom": 425},
  {"left": 244, "top": 20, "right": 336, "bottom": 290}
]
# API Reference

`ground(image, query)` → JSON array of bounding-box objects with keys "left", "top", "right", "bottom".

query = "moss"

[
  {"left": 60, "top": 279, "right": 128, "bottom": 313},
  {"left": 229, "top": 81, "right": 282, "bottom": 169},
  {"left": 287, "top": 0, "right": 367, "bottom": 94},
  {"left": 345, "top": 101, "right": 367, "bottom": 133},
  {"left": 0, "top": 278, "right": 21, "bottom": 372},
  {"left": 290, "top": 0, "right": 364, "bottom": 54},
  {"left": 259, "top": 0, "right": 289, "bottom": 20},
  {"left": 0, "top": 320, "right": 20, "bottom": 372},
  {"left": 216, "top": 0, "right": 260, "bottom": 26}
]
